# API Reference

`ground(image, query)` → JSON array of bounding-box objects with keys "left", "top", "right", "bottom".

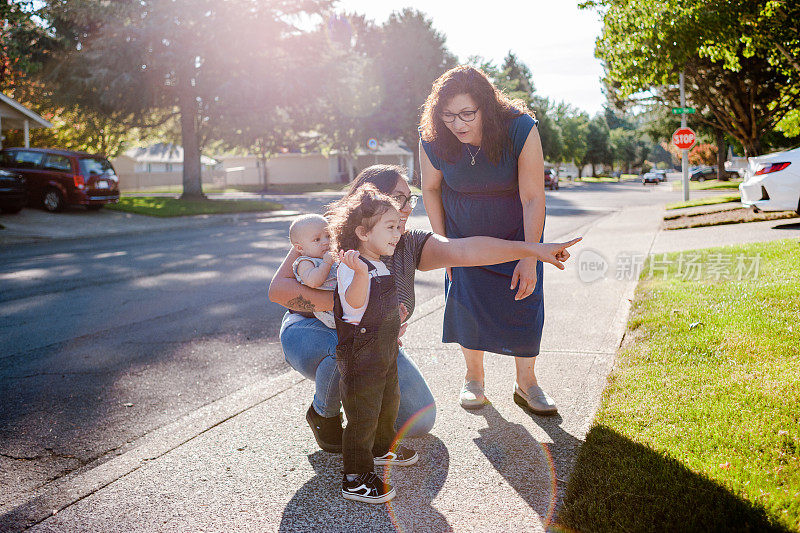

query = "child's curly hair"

[{"left": 328, "top": 184, "right": 401, "bottom": 254}]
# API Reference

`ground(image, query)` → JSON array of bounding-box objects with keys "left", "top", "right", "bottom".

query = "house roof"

[
  {"left": 0, "top": 93, "right": 54, "bottom": 129},
  {"left": 124, "top": 143, "right": 217, "bottom": 166}
]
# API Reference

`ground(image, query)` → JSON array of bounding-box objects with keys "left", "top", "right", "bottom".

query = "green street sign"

[{"left": 672, "top": 107, "right": 696, "bottom": 114}]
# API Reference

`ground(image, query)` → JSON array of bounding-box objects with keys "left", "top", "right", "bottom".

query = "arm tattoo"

[{"left": 287, "top": 295, "right": 316, "bottom": 312}]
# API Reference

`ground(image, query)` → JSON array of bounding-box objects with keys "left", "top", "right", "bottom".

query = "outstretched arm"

[
  {"left": 268, "top": 248, "right": 335, "bottom": 313},
  {"left": 417, "top": 234, "right": 581, "bottom": 271}
]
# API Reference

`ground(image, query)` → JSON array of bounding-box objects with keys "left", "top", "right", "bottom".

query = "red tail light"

[
  {"left": 754, "top": 162, "right": 790, "bottom": 175},
  {"left": 73, "top": 174, "right": 86, "bottom": 189}
]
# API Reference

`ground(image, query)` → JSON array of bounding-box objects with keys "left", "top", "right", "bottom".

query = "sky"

[{"left": 334, "top": 0, "right": 607, "bottom": 115}]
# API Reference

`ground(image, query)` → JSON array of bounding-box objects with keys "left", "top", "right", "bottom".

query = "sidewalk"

[
  {"left": 1, "top": 205, "right": 661, "bottom": 532},
  {"left": 3, "top": 205, "right": 797, "bottom": 532}
]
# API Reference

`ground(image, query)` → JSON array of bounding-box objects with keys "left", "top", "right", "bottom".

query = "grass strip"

[
  {"left": 105, "top": 196, "right": 283, "bottom": 217},
  {"left": 664, "top": 209, "right": 798, "bottom": 230},
  {"left": 121, "top": 183, "right": 349, "bottom": 195},
  {"left": 578, "top": 176, "right": 622, "bottom": 183},
  {"left": 667, "top": 193, "right": 741, "bottom": 210},
  {"left": 663, "top": 204, "right": 742, "bottom": 220},
  {"left": 557, "top": 239, "right": 800, "bottom": 532},
  {"left": 672, "top": 180, "right": 743, "bottom": 191}
]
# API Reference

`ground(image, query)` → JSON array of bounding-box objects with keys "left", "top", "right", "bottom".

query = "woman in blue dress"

[{"left": 419, "top": 65, "right": 556, "bottom": 415}]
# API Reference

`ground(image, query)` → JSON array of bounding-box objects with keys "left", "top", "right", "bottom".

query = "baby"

[{"left": 288, "top": 214, "right": 337, "bottom": 328}]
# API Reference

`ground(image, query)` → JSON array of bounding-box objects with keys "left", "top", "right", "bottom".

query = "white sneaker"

[
  {"left": 513, "top": 383, "right": 557, "bottom": 415},
  {"left": 459, "top": 380, "right": 487, "bottom": 409}
]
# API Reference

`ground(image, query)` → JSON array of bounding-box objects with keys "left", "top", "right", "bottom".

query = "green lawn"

[
  {"left": 105, "top": 196, "right": 283, "bottom": 217},
  {"left": 666, "top": 193, "right": 741, "bottom": 210},
  {"left": 578, "top": 176, "right": 621, "bottom": 183},
  {"left": 672, "top": 179, "right": 743, "bottom": 191},
  {"left": 121, "top": 183, "right": 349, "bottom": 195},
  {"left": 558, "top": 239, "right": 800, "bottom": 532}
]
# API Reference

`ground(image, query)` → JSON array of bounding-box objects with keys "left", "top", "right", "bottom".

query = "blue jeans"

[{"left": 279, "top": 313, "right": 436, "bottom": 437}]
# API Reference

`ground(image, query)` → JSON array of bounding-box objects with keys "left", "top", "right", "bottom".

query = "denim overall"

[{"left": 334, "top": 256, "right": 401, "bottom": 474}]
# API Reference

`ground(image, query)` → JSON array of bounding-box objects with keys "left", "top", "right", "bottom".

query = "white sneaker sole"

[
  {"left": 342, "top": 486, "right": 396, "bottom": 503},
  {"left": 374, "top": 453, "right": 418, "bottom": 466},
  {"left": 459, "top": 396, "right": 487, "bottom": 409}
]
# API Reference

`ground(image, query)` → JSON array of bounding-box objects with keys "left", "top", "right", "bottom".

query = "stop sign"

[{"left": 672, "top": 127, "right": 696, "bottom": 150}]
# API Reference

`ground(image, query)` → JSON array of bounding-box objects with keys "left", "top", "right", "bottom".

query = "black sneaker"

[
  {"left": 374, "top": 445, "right": 418, "bottom": 466},
  {"left": 342, "top": 472, "right": 396, "bottom": 503},
  {"left": 305, "top": 404, "right": 342, "bottom": 453}
]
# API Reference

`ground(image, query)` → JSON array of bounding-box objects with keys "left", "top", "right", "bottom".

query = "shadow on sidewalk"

[
  {"left": 772, "top": 221, "right": 800, "bottom": 230},
  {"left": 279, "top": 435, "right": 451, "bottom": 532},
  {"left": 470, "top": 404, "right": 582, "bottom": 529}
]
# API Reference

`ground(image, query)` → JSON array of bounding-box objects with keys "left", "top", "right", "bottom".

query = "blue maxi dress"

[{"left": 421, "top": 114, "right": 543, "bottom": 357}]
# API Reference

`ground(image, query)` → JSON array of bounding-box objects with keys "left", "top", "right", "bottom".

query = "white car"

[{"left": 739, "top": 147, "right": 800, "bottom": 213}]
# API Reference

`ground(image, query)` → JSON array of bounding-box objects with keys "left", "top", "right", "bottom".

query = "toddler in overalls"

[{"left": 327, "top": 184, "right": 417, "bottom": 504}]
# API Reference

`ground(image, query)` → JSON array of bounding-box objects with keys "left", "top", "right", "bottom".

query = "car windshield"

[{"left": 79, "top": 157, "right": 115, "bottom": 176}]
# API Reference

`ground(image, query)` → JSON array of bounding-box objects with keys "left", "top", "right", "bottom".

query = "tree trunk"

[
  {"left": 591, "top": 162, "right": 597, "bottom": 177},
  {"left": 716, "top": 129, "right": 727, "bottom": 181},
  {"left": 743, "top": 136, "right": 762, "bottom": 158},
  {"left": 178, "top": 80, "right": 205, "bottom": 200}
]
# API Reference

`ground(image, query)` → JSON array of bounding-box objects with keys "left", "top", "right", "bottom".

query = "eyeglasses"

[
  {"left": 392, "top": 193, "right": 419, "bottom": 210},
  {"left": 441, "top": 108, "right": 479, "bottom": 124}
]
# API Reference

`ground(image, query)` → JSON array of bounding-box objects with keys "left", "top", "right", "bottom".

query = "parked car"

[
  {"left": 642, "top": 172, "right": 660, "bottom": 185},
  {"left": 690, "top": 166, "right": 738, "bottom": 181},
  {"left": 0, "top": 168, "right": 27, "bottom": 214},
  {"left": 0, "top": 147, "right": 119, "bottom": 212},
  {"left": 739, "top": 146, "right": 800, "bottom": 213},
  {"left": 544, "top": 168, "right": 559, "bottom": 190},
  {"left": 653, "top": 169, "right": 668, "bottom": 182}
]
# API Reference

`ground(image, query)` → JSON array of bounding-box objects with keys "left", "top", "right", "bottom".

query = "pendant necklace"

[{"left": 466, "top": 144, "right": 481, "bottom": 166}]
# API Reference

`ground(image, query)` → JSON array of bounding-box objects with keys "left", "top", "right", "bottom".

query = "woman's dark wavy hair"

[
  {"left": 327, "top": 184, "right": 401, "bottom": 254},
  {"left": 420, "top": 65, "right": 533, "bottom": 165},
  {"left": 325, "top": 162, "right": 407, "bottom": 229},
  {"left": 346, "top": 164, "right": 407, "bottom": 198}
]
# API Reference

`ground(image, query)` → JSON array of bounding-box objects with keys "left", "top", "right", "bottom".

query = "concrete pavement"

[
  {"left": 3, "top": 204, "right": 665, "bottom": 532},
  {"left": 3, "top": 192, "right": 798, "bottom": 532}
]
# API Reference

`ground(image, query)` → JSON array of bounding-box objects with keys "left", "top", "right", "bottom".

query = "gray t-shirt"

[{"left": 380, "top": 229, "right": 433, "bottom": 319}]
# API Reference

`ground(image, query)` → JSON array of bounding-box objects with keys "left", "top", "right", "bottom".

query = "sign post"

[{"left": 679, "top": 72, "right": 690, "bottom": 201}]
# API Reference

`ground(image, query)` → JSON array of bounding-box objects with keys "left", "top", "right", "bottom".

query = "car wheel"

[
  {"left": 698, "top": 176, "right": 705, "bottom": 182},
  {"left": 42, "top": 188, "right": 65, "bottom": 212}
]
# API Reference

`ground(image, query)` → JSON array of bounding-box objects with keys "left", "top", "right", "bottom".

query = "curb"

[
  {"left": 0, "top": 370, "right": 306, "bottom": 530},
  {"left": 0, "top": 210, "right": 301, "bottom": 247}
]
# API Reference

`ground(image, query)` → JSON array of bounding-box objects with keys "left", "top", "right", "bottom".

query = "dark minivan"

[{"left": 0, "top": 147, "right": 119, "bottom": 212}]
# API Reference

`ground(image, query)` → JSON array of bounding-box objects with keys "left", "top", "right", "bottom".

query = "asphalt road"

[{"left": 0, "top": 178, "right": 696, "bottom": 506}]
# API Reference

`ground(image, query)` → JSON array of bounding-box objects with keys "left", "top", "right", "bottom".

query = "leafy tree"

[
  {"left": 583, "top": 114, "right": 611, "bottom": 177},
  {"left": 0, "top": 1, "right": 59, "bottom": 94},
  {"left": 480, "top": 52, "right": 564, "bottom": 163},
  {"left": 40, "top": 0, "right": 331, "bottom": 199},
  {"left": 583, "top": 0, "right": 800, "bottom": 156},
  {"left": 688, "top": 143, "right": 717, "bottom": 166},
  {"left": 4, "top": 103, "right": 134, "bottom": 156},
  {"left": 609, "top": 128, "right": 638, "bottom": 174},
  {"left": 554, "top": 104, "right": 589, "bottom": 178},
  {"left": 368, "top": 9, "right": 457, "bottom": 158}
]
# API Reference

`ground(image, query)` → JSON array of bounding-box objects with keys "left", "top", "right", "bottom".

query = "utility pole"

[{"left": 680, "top": 71, "right": 689, "bottom": 202}]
